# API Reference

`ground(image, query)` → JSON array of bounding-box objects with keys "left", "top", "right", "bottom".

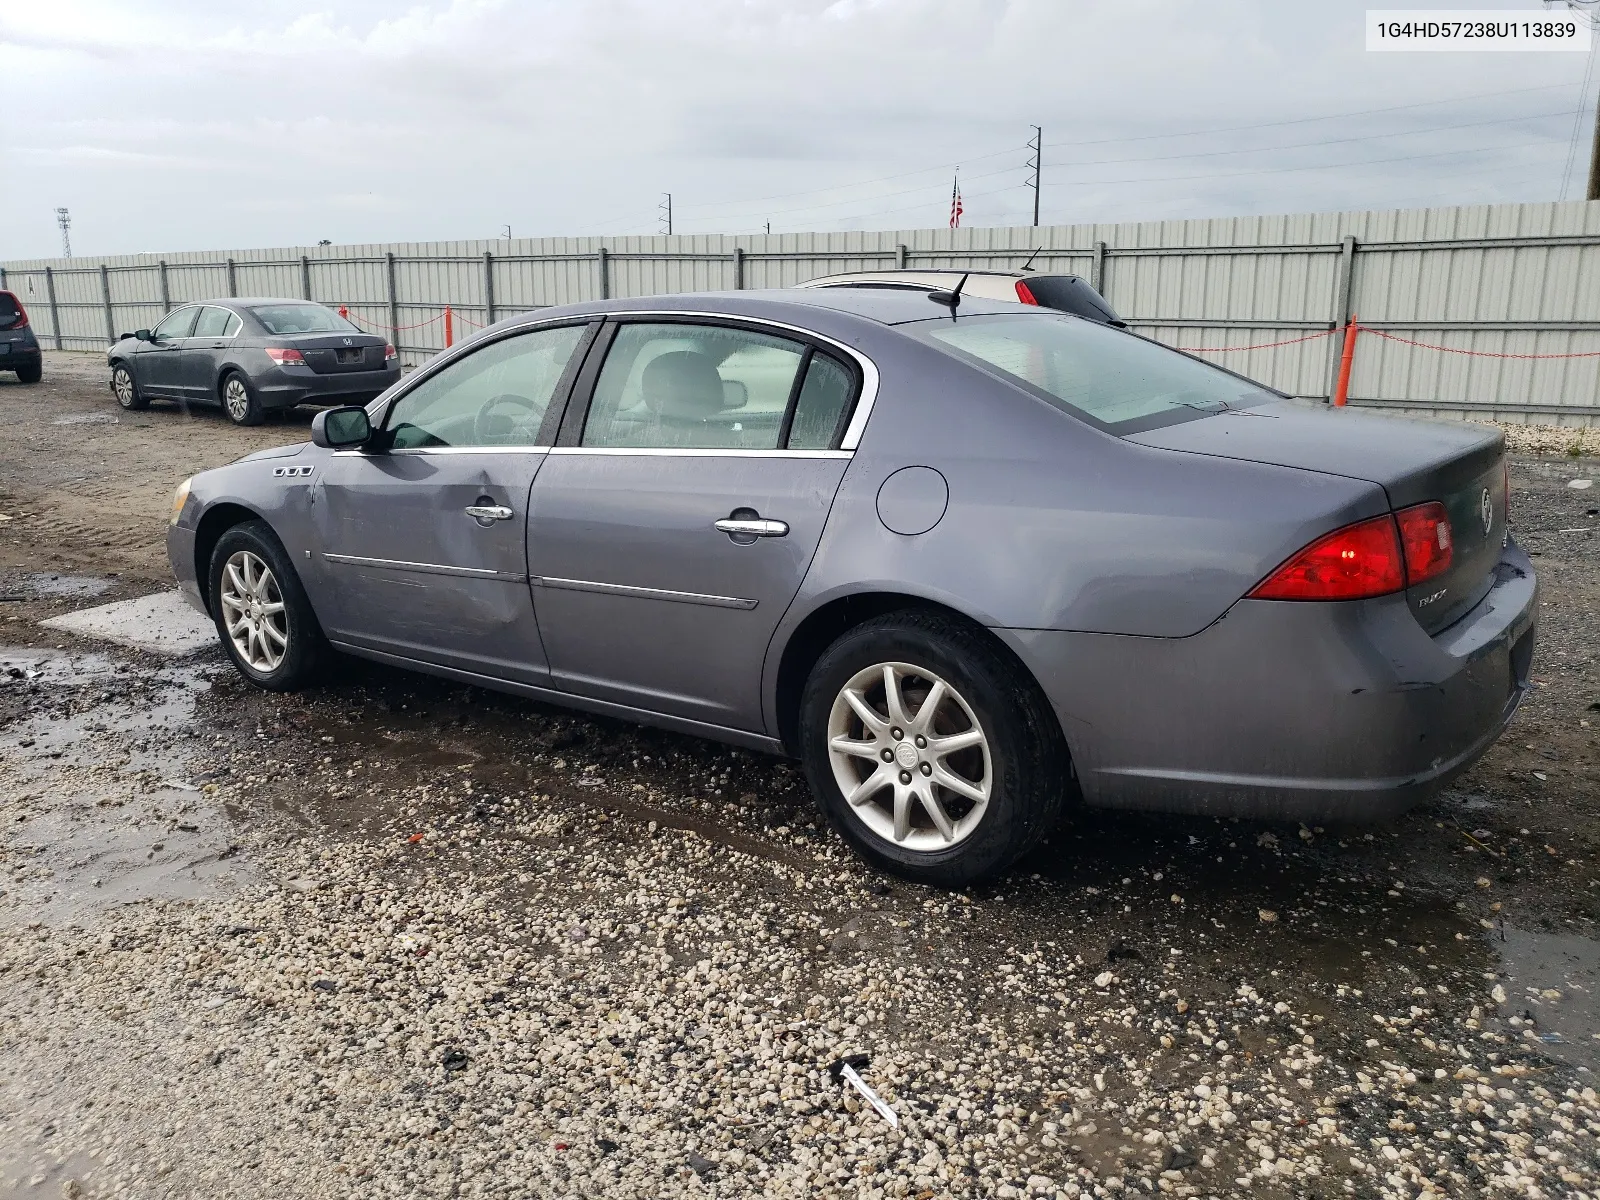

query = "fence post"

[
  {"left": 1325, "top": 234, "right": 1358, "bottom": 403},
  {"left": 732, "top": 246, "right": 744, "bottom": 290},
  {"left": 300, "top": 255, "right": 313, "bottom": 301},
  {"left": 385, "top": 252, "right": 400, "bottom": 338},
  {"left": 895, "top": 243, "right": 908, "bottom": 269},
  {"left": 1091, "top": 240, "right": 1107, "bottom": 295},
  {"left": 226, "top": 257, "right": 237, "bottom": 298},
  {"left": 597, "top": 247, "right": 610, "bottom": 300},
  {"left": 44, "top": 267, "right": 62, "bottom": 350},
  {"left": 444, "top": 306, "right": 454, "bottom": 349},
  {"left": 483, "top": 250, "right": 496, "bottom": 325},
  {"left": 0, "top": 267, "right": 7, "bottom": 293},
  {"left": 158, "top": 260, "right": 171, "bottom": 313},
  {"left": 1333, "top": 314, "right": 1360, "bottom": 408},
  {"left": 100, "top": 264, "right": 115, "bottom": 345}
]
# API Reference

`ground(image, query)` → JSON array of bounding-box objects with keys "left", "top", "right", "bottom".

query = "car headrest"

[{"left": 641, "top": 351, "right": 723, "bottom": 420}]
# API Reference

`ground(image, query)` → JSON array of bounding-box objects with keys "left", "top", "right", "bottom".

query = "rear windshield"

[
  {"left": 1020, "top": 275, "right": 1122, "bottom": 325},
  {"left": 912, "top": 312, "right": 1274, "bottom": 435},
  {"left": 0, "top": 292, "right": 21, "bottom": 330},
  {"left": 249, "top": 304, "right": 358, "bottom": 335}
]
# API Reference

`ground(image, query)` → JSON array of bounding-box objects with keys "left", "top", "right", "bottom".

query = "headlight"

[{"left": 170, "top": 478, "right": 192, "bottom": 526}]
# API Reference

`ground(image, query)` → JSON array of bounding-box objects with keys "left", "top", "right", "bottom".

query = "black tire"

[
  {"left": 208, "top": 520, "right": 326, "bottom": 691},
  {"left": 220, "top": 370, "right": 264, "bottom": 426},
  {"left": 16, "top": 362, "right": 41, "bottom": 385},
  {"left": 798, "top": 610, "right": 1069, "bottom": 888},
  {"left": 110, "top": 362, "right": 145, "bottom": 409}
]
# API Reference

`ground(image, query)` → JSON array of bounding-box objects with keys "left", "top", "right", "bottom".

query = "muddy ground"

[{"left": 0, "top": 352, "right": 1596, "bottom": 1199}]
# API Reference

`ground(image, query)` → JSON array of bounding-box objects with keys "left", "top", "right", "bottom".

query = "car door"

[
  {"left": 526, "top": 317, "right": 863, "bottom": 732},
  {"left": 180, "top": 306, "right": 237, "bottom": 403},
  {"left": 138, "top": 306, "right": 198, "bottom": 397},
  {"left": 310, "top": 320, "right": 597, "bottom": 684}
]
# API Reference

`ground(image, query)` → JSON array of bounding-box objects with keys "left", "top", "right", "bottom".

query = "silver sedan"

[{"left": 167, "top": 288, "right": 1536, "bottom": 885}]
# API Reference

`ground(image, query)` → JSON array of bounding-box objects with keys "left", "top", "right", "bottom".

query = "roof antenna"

[
  {"left": 927, "top": 272, "right": 968, "bottom": 316},
  {"left": 1019, "top": 246, "right": 1043, "bottom": 273}
]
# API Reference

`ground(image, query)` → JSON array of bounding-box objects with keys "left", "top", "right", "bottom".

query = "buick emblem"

[{"left": 1480, "top": 488, "right": 1493, "bottom": 535}]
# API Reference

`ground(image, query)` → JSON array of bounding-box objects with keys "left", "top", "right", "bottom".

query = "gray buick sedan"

[
  {"left": 107, "top": 298, "right": 400, "bottom": 426},
  {"left": 166, "top": 288, "right": 1537, "bottom": 885}
]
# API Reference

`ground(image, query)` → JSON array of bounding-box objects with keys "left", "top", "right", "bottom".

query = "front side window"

[
  {"left": 582, "top": 322, "right": 857, "bottom": 450},
  {"left": 192, "top": 306, "right": 232, "bottom": 338},
  {"left": 385, "top": 323, "right": 588, "bottom": 450},
  {"left": 912, "top": 312, "right": 1273, "bottom": 434},
  {"left": 153, "top": 307, "right": 198, "bottom": 340},
  {"left": 249, "top": 304, "right": 358, "bottom": 335}
]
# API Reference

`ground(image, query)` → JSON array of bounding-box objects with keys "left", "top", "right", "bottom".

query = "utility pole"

[
  {"left": 765, "top": 220, "right": 771, "bottom": 235},
  {"left": 55, "top": 208, "right": 72, "bottom": 258},
  {"left": 1025, "top": 126, "right": 1042, "bottom": 226},
  {"left": 501, "top": 224, "right": 512, "bottom": 240},
  {"left": 659, "top": 193, "right": 673, "bottom": 236}
]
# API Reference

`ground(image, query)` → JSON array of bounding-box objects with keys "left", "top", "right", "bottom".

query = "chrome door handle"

[
  {"left": 714, "top": 518, "right": 788, "bottom": 538},
  {"left": 465, "top": 504, "right": 514, "bottom": 522}
]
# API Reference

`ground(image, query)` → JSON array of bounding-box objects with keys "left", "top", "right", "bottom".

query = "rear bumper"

[
  {"left": 1001, "top": 538, "right": 1538, "bottom": 823},
  {"left": 1, "top": 344, "right": 41, "bottom": 366},
  {"left": 255, "top": 366, "right": 400, "bottom": 410}
]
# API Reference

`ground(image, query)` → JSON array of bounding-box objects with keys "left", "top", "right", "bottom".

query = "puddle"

[
  {"left": 0, "top": 573, "right": 114, "bottom": 600},
  {"left": 1495, "top": 923, "right": 1600, "bottom": 1073},
  {"left": 0, "top": 647, "right": 253, "bottom": 926}
]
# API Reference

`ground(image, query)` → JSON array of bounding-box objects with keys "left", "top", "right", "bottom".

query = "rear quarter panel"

[{"left": 788, "top": 334, "right": 1387, "bottom": 637}]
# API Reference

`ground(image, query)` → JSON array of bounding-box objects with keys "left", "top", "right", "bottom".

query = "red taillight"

[
  {"left": 1395, "top": 501, "right": 1452, "bottom": 585},
  {"left": 265, "top": 347, "right": 306, "bottom": 366},
  {"left": 1014, "top": 280, "right": 1039, "bottom": 305},
  {"left": 1248, "top": 514, "right": 1405, "bottom": 601}
]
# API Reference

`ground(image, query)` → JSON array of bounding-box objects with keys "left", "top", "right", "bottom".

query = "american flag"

[{"left": 949, "top": 175, "right": 963, "bottom": 229}]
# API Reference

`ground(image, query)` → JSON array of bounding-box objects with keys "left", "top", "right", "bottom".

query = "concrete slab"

[{"left": 40, "top": 590, "right": 218, "bottom": 657}]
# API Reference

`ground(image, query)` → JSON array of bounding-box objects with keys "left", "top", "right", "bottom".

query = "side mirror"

[
  {"left": 311, "top": 406, "right": 372, "bottom": 449},
  {"left": 133, "top": 329, "right": 152, "bottom": 342}
]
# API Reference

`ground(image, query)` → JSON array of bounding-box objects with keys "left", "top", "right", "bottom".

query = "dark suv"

[{"left": 0, "top": 291, "right": 42, "bottom": 383}]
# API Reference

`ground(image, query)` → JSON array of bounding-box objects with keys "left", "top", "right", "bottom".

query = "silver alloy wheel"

[
  {"left": 219, "top": 550, "right": 288, "bottom": 673},
  {"left": 223, "top": 376, "right": 251, "bottom": 422},
  {"left": 113, "top": 367, "right": 135, "bottom": 407},
  {"left": 826, "top": 661, "right": 992, "bottom": 851}
]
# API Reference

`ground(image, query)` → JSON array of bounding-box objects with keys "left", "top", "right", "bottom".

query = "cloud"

[{"left": 0, "top": 0, "right": 1589, "bottom": 257}]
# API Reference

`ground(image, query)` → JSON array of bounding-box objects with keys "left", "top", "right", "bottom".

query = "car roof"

[
  {"left": 517, "top": 287, "right": 1048, "bottom": 329},
  {"left": 800, "top": 268, "right": 1087, "bottom": 285},
  {"left": 166, "top": 298, "right": 328, "bottom": 310}
]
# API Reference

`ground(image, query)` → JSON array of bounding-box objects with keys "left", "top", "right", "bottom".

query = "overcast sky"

[{"left": 1, "top": 0, "right": 1596, "bottom": 258}]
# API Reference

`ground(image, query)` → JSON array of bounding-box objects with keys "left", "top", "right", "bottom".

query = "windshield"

[
  {"left": 912, "top": 312, "right": 1274, "bottom": 434},
  {"left": 249, "top": 304, "right": 358, "bottom": 335}
]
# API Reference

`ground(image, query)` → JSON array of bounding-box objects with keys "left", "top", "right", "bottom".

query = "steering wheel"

[{"left": 472, "top": 393, "right": 540, "bottom": 445}]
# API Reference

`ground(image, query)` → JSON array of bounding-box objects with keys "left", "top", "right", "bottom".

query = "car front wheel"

[
  {"left": 112, "top": 363, "right": 145, "bottom": 408},
  {"left": 799, "top": 610, "right": 1068, "bottom": 887},
  {"left": 208, "top": 521, "right": 325, "bottom": 690}
]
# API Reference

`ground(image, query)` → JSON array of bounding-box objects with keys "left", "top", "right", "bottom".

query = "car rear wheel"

[
  {"left": 221, "top": 371, "right": 263, "bottom": 426},
  {"left": 111, "top": 363, "right": 145, "bottom": 409},
  {"left": 16, "top": 363, "right": 41, "bottom": 385},
  {"left": 208, "top": 521, "right": 326, "bottom": 691},
  {"left": 799, "top": 610, "right": 1067, "bottom": 887}
]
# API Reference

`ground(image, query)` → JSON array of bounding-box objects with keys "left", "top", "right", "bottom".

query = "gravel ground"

[{"left": 0, "top": 353, "right": 1596, "bottom": 1199}]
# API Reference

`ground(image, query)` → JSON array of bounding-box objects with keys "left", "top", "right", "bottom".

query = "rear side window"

[
  {"left": 913, "top": 312, "right": 1273, "bottom": 434},
  {"left": 250, "top": 304, "right": 357, "bottom": 335},
  {"left": 0, "top": 293, "right": 21, "bottom": 330},
  {"left": 192, "top": 307, "right": 232, "bottom": 338},
  {"left": 582, "top": 322, "right": 859, "bottom": 451},
  {"left": 222, "top": 313, "right": 242, "bottom": 337}
]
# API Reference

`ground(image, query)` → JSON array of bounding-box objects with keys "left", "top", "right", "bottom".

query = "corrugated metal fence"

[{"left": 6, "top": 198, "right": 1600, "bottom": 425}]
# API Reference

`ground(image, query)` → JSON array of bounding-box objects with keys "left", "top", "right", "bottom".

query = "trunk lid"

[
  {"left": 275, "top": 333, "right": 388, "bottom": 375},
  {"left": 1128, "top": 399, "right": 1507, "bottom": 633}
]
